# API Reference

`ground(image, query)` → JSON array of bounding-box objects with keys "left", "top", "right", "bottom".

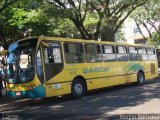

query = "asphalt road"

[{"left": 0, "top": 78, "right": 160, "bottom": 120}]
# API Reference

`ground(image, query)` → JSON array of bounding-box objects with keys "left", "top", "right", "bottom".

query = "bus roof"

[{"left": 15, "top": 36, "right": 155, "bottom": 48}]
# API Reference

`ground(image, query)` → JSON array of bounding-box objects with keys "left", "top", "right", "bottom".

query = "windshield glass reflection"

[{"left": 6, "top": 39, "right": 37, "bottom": 84}]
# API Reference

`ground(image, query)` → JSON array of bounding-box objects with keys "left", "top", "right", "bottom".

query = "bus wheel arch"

[
  {"left": 71, "top": 76, "right": 87, "bottom": 98},
  {"left": 137, "top": 70, "right": 145, "bottom": 85}
]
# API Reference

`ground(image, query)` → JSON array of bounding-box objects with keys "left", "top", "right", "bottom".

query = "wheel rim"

[{"left": 74, "top": 83, "right": 83, "bottom": 95}]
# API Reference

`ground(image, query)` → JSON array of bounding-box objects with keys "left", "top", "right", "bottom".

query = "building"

[{"left": 123, "top": 18, "right": 160, "bottom": 45}]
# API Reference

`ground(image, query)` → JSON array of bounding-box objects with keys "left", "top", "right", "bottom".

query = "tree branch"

[
  {"left": 45, "top": 0, "right": 66, "bottom": 9},
  {"left": 94, "top": 15, "right": 103, "bottom": 40},
  {"left": 0, "top": 0, "right": 19, "bottom": 13},
  {"left": 114, "top": 1, "right": 146, "bottom": 33},
  {"left": 147, "top": 19, "right": 160, "bottom": 35},
  {"left": 82, "top": 0, "right": 88, "bottom": 22},
  {"left": 134, "top": 18, "right": 147, "bottom": 41},
  {"left": 141, "top": 20, "right": 158, "bottom": 48}
]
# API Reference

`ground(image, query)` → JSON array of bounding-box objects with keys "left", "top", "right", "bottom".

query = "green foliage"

[
  {"left": 84, "top": 13, "right": 99, "bottom": 34},
  {"left": 0, "top": 0, "right": 51, "bottom": 46},
  {"left": 115, "top": 28, "right": 126, "bottom": 43},
  {"left": 49, "top": 18, "right": 80, "bottom": 38},
  {"left": 45, "top": 0, "right": 148, "bottom": 41},
  {"left": 147, "top": 32, "right": 160, "bottom": 47},
  {"left": 0, "top": 0, "right": 149, "bottom": 49}
]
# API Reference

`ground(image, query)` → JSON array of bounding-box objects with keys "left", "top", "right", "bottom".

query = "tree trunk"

[
  {"left": 101, "top": 26, "right": 115, "bottom": 41},
  {"left": 0, "top": 28, "right": 10, "bottom": 50},
  {"left": 142, "top": 22, "right": 158, "bottom": 48},
  {"left": 134, "top": 18, "right": 147, "bottom": 41},
  {"left": 71, "top": 17, "right": 92, "bottom": 40}
]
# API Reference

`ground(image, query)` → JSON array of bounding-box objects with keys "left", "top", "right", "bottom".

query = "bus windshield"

[{"left": 6, "top": 39, "right": 37, "bottom": 84}]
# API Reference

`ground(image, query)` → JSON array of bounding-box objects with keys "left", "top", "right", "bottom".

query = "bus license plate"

[{"left": 16, "top": 92, "right": 21, "bottom": 96}]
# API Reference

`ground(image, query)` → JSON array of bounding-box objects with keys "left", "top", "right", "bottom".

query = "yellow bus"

[
  {"left": 156, "top": 49, "right": 160, "bottom": 73},
  {"left": 6, "top": 36, "right": 158, "bottom": 98}
]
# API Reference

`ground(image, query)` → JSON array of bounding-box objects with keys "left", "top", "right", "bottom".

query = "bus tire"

[
  {"left": 71, "top": 78, "right": 86, "bottom": 99},
  {"left": 137, "top": 71, "right": 145, "bottom": 85}
]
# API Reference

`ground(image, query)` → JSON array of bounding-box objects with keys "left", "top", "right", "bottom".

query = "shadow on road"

[{"left": 0, "top": 78, "right": 160, "bottom": 119}]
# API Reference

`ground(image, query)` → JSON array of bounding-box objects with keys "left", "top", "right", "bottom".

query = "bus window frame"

[
  {"left": 128, "top": 46, "right": 139, "bottom": 61},
  {"left": 147, "top": 48, "right": 156, "bottom": 61},
  {"left": 41, "top": 40, "right": 64, "bottom": 81},
  {"left": 42, "top": 41, "right": 63, "bottom": 64},
  {"left": 64, "top": 42, "right": 85, "bottom": 64},
  {"left": 36, "top": 44, "right": 45, "bottom": 84},
  {"left": 85, "top": 43, "right": 102, "bottom": 63},
  {"left": 116, "top": 45, "right": 129, "bottom": 62},
  {"left": 138, "top": 47, "right": 148, "bottom": 61},
  {"left": 101, "top": 44, "right": 116, "bottom": 62}
]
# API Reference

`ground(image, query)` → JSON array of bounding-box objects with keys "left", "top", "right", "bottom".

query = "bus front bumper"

[{"left": 6, "top": 85, "right": 46, "bottom": 99}]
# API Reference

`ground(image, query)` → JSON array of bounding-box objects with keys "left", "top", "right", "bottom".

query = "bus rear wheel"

[
  {"left": 71, "top": 78, "right": 86, "bottom": 99},
  {"left": 137, "top": 71, "right": 145, "bottom": 85}
]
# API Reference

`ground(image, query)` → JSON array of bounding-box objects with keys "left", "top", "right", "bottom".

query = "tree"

[
  {"left": 0, "top": 0, "right": 18, "bottom": 13},
  {"left": 0, "top": 0, "right": 79, "bottom": 49},
  {"left": 131, "top": 0, "right": 160, "bottom": 47},
  {"left": 0, "top": 0, "right": 19, "bottom": 49},
  {"left": 44, "top": 4, "right": 99, "bottom": 38},
  {"left": 0, "top": 0, "right": 50, "bottom": 49},
  {"left": 46, "top": 0, "right": 148, "bottom": 41}
]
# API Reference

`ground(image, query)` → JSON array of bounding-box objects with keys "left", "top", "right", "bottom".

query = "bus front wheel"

[
  {"left": 71, "top": 78, "right": 86, "bottom": 98},
  {"left": 137, "top": 71, "right": 145, "bottom": 85}
]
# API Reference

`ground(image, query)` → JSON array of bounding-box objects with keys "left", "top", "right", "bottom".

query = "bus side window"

[
  {"left": 138, "top": 47, "right": 148, "bottom": 61},
  {"left": 102, "top": 45, "right": 116, "bottom": 62},
  {"left": 43, "top": 43, "right": 62, "bottom": 64},
  {"left": 36, "top": 48, "right": 44, "bottom": 84},
  {"left": 129, "top": 47, "right": 138, "bottom": 61},
  {"left": 43, "top": 42, "right": 63, "bottom": 81},
  {"left": 85, "top": 44, "right": 102, "bottom": 62},
  {"left": 116, "top": 46, "right": 128, "bottom": 61},
  {"left": 64, "top": 43, "right": 84, "bottom": 63},
  {"left": 147, "top": 48, "right": 156, "bottom": 61}
]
